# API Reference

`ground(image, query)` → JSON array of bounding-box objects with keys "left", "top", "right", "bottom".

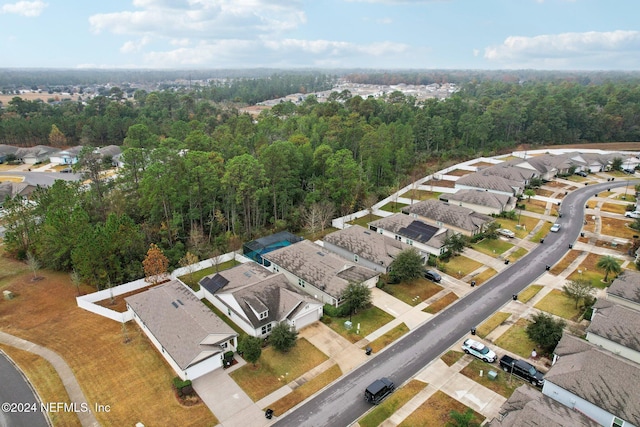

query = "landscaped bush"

[{"left": 173, "top": 377, "right": 194, "bottom": 396}]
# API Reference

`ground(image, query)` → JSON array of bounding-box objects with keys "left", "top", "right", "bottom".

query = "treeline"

[{"left": 3, "top": 76, "right": 640, "bottom": 289}]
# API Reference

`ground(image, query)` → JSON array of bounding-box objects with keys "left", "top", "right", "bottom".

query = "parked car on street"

[
  {"left": 364, "top": 378, "right": 395, "bottom": 404},
  {"left": 497, "top": 228, "right": 515, "bottom": 238},
  {"left": 423, "top": 270, "right": 442, "bottom": 282},
  {"left": 625, "top": 211, "right": 640, "bottom": 219},
  {"left": 550, "top": 223, "right": 561, "bottom": 232},
  {"left": 461, "top": 338, "right": 497, "bottom": 362}
]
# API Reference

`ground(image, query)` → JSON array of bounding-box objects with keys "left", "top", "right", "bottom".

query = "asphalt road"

[
  {"left": 0, "top": 352, "right": 49, "bottom": 427},
  {"left": 273, "top": 179, "right": 635, "bottom": 427},
  {"left": 0, "top": 171, "right": 82, "bottom": 187}
]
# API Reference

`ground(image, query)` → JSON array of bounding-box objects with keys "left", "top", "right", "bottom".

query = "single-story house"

[
  {"left": 544, "top": 333, "right": 640, "bottom": 427},
  {"left": 454, "top": 173, "right": 524, "bottom": 197},
  {"left": 439, "top": 189, "right": 515, "bottom": 216},
  {"left": 479, "top": 159, "right": 538, "bottom": 184},
  {"left": 522, "top": 153, "right": 573, "bottom": 180},
  {"left": 0, "top": 145, "right": 18, "bottom": 163},
  {"left": 200, "top": 263, "right": 323, "bottom": 337},
  {"left": 323, "top": 225, "right": 410, "bottom": 274},
  {"left": 95, "top": 145, "right": 123, "bottom": 167},
  {"left": 0, "top": 182, "right": 36, "bottom": 208},
  {"left": 263, "top": 240, "right": 380, "bottom": 307},
  {"left": 49, "top": 146, "right": 84, "bottom": 165},
  {"left": 368, "top": 213, "right": 448, "bottom": 258},
  {"left": 14, "top": 145, "right": 57, "bottom": 164},
  {"left": 126, "top": 280, "right": 238, "bottom": 381},
  {"left": 587, "top": 299, "right": 640, "bottom": 364},
  {"left": 487, "top": 384, "right": 599, "bottom": 427},
  {"left": 401, "top": 199, "right": 494, "bottom": 237},
  {"left": 606, "top": 270, "right": 640, "bottom": 312}
]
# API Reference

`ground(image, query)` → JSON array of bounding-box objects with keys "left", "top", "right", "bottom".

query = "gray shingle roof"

[
  {"left": 0, "top": 145, "right": 18, "bottom": 155},
  {"left": 456, "top": 173, "right": 523, "bottom": 194},
  {"left": 368, "top": 213, "right": 447, "bottom": 248},
  {"left": 221, "top": 273, "right": 320, "bottom": 329},
  {"left": 263, "top": 240, "right": 378, "bottom": 299},
  {"left": 442, "top": 189, "right": 513, "bottom": 210},
  {"left": 199, "top": 262, "right": 273, "bottom": 293},
  {"left": 549, "top": 334, "right": 640, "bottom": 425},
  {"left": 488, "top": 384, "right": 600, "bottom": 427},
  {"left": 588, "top": 300, "right": 640, "bottom": 351},
  {"left": 401, "top": 199, "right": 493, "bottom": 233},
  {"left": 125, "top": 280, "right": 237, "bottom": 370},
  {"left": 15, "top": 145, "right": 57, "bottom": 158},
  {"left": 607, "top": 271, "right": 640, "bottom": 305},
  {"left": 96, "top": 145, "right": 122, "bottom": 158},
  {"left": 480, "top": 159, "right": 537, "bottom": 181},
  {"left": 323, "top": 225, "right": 409, "bottom": 268}
]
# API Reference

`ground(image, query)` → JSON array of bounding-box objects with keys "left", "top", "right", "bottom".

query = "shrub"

[{"left": 173, "top": 377, "right": 194, "bottom": 396}]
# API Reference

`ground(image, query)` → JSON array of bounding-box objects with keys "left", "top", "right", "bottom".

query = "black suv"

[{"left": 424, "top": 270, "right": 442, "bottom": 282}]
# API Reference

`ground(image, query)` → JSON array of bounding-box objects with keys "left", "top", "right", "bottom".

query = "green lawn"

[
  {"left": 379, "top": 201, "right": 409, "bottom": 213},
  {"left": 567, "top": 270, "right": 608, "bottom": 289},
  {"left": 476, "top": 312, "right": 511, "bottom": 339},
  {"left": 359, "top": 380, "right": 427, "bottom": 427},
  {"left": 496, "top": 216, "right": 539, "bottom": 239},
  {"left": 442, "top": 255, "right": 483, "bottom": 278},
  {"left": 230, "top": 338, "right": 328, "bottom": 401},
  {"left": 534, "top": 289, "right": 582, "bottom": 321},
  {"left": 531, "top": 222, "right": 553, "bottom": 242},
  {"left": 460, "top": 358, "right": 526, "bottom": 398},
  {"left": 517, "top": 285, "right": 543, "bottom": 303},
  {"left": 383, "top": 278, "right": 443, "bottom": 306},
  {"left": 202, "top": 299, "right": 249, "bottom": 339},
  {"left": 508, "top": 247, "right": 528, "bottom": 261},
  {"left": 325, "top": 306, "right": 395, "bottom": 343},
  {"left": 494, "top": 318, "right": 537, "bottom": 358},
  {"left": 472, "top": 239, "right": 514, "bottom": 258},
  {"left": 348, "top": 214, "right": 383, "bottom": 228}
]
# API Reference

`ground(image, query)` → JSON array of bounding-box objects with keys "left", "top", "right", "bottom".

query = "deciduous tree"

[
  {"left": 562, "top": 278, "right": 595, "bottom": 308},
  {"left": 143, "top": 243, "right": 169, "bottom": 285}
]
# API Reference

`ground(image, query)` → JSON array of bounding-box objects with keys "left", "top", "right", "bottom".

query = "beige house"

[
  {"left": 439, "top": 189, "right": 515, "bottom": 215},
  {"left": 401, "top": 199, "right": 494, "bottom": 237},
  {"left": 368, "top": 213, "right": 448, "bottom": 257},
  {"left": 606, "top": 271, "right": 640, "bottom": 311},
  {"left": 587, "top": 299, "right": 640, "bottom": 364}
]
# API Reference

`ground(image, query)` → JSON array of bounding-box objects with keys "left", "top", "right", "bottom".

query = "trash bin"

[
  {"left": 512, "top": 294, "right": 518, "bottom": 301},
  {"left": 265, "top": 409, "right": 274, "bottom": 419},
  {"left": 470, "top": 280, "right": 476, "bottom": 287},
  {"left": 504, "top": 259, "right": 509, "bottom": 265},
  {"left": 540, "top": 238, "right": 544, "bottom": 244},
  {"left": 470, "top": 327, "right": 477, "bottom": 335},
  {"left": 569, "top": 244, "right": 573, "bottom": 249},
  {"left": 545, "top": 265, "right": 551, "bottom": 271},
  {"left": 365, "top": 346, "right": 372, "bottom": 356}
]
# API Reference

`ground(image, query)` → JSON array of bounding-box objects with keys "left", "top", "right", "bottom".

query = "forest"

[{"left": 2, "top": 72, "right": 640, "bottom": 290}]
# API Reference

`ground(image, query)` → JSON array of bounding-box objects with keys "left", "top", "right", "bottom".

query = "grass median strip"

[
  {"left": 365, "top": 323, "right": 409, "bottom": 353},
  {"left": 517, "top": 285, "right": 543, "bottom": 303},
  {"left": 476, "top": 312, "right": 511, "bottom": 339},
  {"left": 423, "top": 292, "right": 458, "bottom": 314},
  {"left": 266, "top": 364, "right": 342, "bottom": 416},
  {"left": 359, "top": 379, "right": 427, "bottom": 427},
  {"left": 398, "top": 390, "right": 484, "bottom": 427}
]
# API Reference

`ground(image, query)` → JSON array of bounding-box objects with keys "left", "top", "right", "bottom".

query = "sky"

[{"left": 1, "top": 0, "right": 639, "bottom": 70}]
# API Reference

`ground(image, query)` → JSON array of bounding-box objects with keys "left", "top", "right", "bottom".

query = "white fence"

[{"left": 76, "top": 251, "right": 251, "bottom": 322}]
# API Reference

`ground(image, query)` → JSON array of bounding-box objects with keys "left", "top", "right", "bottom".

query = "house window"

[
  {"left": 221, "top": 342, "right": 228, "bottom": 349},
  {"left": 259, "top": 311, "right": 268, "bottom": 319},
  {"left": 407, "top": 239, "right": 413, "bottom": 246},
  {"left": 378, "top": 228, "right": 383, "bottom": 234},
  {"left": 261, "top": 323, "right": 272, "bottom": 335},
  {"left": 354, "top": 254, "right": 359, "bottom": 262},
  {"left": 395, "top": 235, "right": 401, "bottom": 241},
  {"left": 274, "top": 265, "right": 279, "bottom": 272},
  {"left": 612, "top": 417, "right": 625, "bottom": 427},
  {"left": 227, "top": 308, "right": 231, "bottom": 316},
  {"left": 436, "top": 221, "right": 443, "bottom": 226}
]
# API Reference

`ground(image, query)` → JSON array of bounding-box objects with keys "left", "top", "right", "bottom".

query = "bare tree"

[
  {"left": 179, "top": 251, "right": 199, "bottom": 286},
  {"left": 26, "top": 252, "right": 41, "bottom": 281},
  {"left": 70, "top": 269, "right": 82, "bottom": 296}
]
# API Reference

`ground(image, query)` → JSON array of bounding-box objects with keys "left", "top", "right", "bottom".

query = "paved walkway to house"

[{"left": 0, "top": 331, "right": 100, "bottom": 427}]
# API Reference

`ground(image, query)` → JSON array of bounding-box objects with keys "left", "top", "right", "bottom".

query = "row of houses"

[
  {"left": 0, "top": 144, "right": 122, "bottom": 166},
  {"left": 456, "top": 151, "right": 630, "bottom": 197},
  {"left": 489, "top": 270, "right": 640, "bottom": 427}
]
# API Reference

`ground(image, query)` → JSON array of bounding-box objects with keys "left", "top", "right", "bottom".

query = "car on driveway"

[
  {"left": 576, "top": 170, "right": 588, "bottom": 177},
  {"left": 550, "top": 223, "right": 561, "bottom": 232},
  {"left": 423, "top": 270, "right": 442, "bottom": 282},
  {"left": 462, "top": 338, "right": 497, "bottom": 363},
  {"left": 497, "top": 228, "right": 515, "bottom": 238},
  {"left": 625, "top": 211, "right": 640, "bottom": 219}
]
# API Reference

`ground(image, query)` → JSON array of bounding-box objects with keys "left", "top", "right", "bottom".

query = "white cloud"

[
  {"left": 120, "top": 36, "right": 151, "bottom": 53},
  {"left": 0, "top": 0, "right": 47, "bottom": 17},
  {"left": 484, "top": 30, "right": 640, "bottom": 68}
]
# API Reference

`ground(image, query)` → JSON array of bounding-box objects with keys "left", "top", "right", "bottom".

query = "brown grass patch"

[
  {"left": 423, "top": 179, "right": 456, "bottom": 188},
  {"left": 471, "top": 268, "right": 497, "bottom": 285},
  {"left": 468, "top": 161, "right": 495, "bottom": 168},
  {"left": 600, "top": 203, "right": 628, "bottom": 215},
  {"left": 536, "top": 189, "right": 555, "bottom": 197},
  {"left": 0, "top": 344, "right": 80, "bottom": 426},
  {"left": 583, "top": 216, "right": 596, "bottom": 232},
  {"left": 398, "top": 390, "right": 484, "bottom": 427},
  {"left": 400, "top": 189, "right": 441, "bottom": 201},
  {"left": 460, "top": 358, "right": 526, "bottom": 398},
  {"left": 384, "top": 278, "right": 444, "bottom": 306},
  {"left": 441, "top": 350, "right": 465, "bottom": 367},
  {"left": 366, "top": 323, "right": 409, "bottom": 353},
  {"left": 517, "top": 285, "right": 544, "bottom": 304},
  {"left": 549, "top": 250, "right": 583, "bottom": 275},
  {"left": 93, "top": 284, "right": 157, "bottom": 312},
  {"left": 446, "top": 169, "right": 473, "bottom": 177},
  {"left": 601, "top": 217, "right": 640, "bottom": 239},
  {"left": 476, "top": 312, "right": 511, "bottom": 339},
  {"left": 0, "top": 270, "right": 217, "bottom": 427},
  {"left": 266, "top": 364, "right": 342, "bottom": 416},
  {"left": 423, "top": 292, "right": 458, "bottom": 314},
  {"left": 359, "top": 379, "right": 427, "bottom": 427},
  {"left": 522, "top": 199, "right": 547, "bottom": 215}
]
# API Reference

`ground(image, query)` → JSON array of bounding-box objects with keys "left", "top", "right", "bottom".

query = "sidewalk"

[{"left": 0, "top": 331, "right": 100, "bottom": 427}]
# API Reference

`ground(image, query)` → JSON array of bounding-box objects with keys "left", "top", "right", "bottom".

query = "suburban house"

[
  {"left": 522, "top": 153, "right": 574, "bottom": 180},
  {"left": 0, "top": 145, "right": 18, "bottom": 163},
  {"left": 49, "top": 146, "right": 84, "bottom": 165},
  {"left": 323, "top": 225, "right": 410, "bottom": 274},
  {"left": 368, "top": 213, "right": 448, "bottom": 257},
  {"left": 401, "top": 199, "right": 494, "bottom": 237},
  {"left": 454, "top": 173, "right": 525, "bottom": 197},
  {"left": 0, "top": 182, "right": 36, "bottom": 208},
  {"left": 242, "top": 231, "right": 303, "bottom": 267},
  {"left": 605, "top": 270, "right": 640, "bottom": 311},
  {"left": 586, "top": 299, "right": 640, "bottom": 364},
  {"left": 439, "top": 189, "right": 515, "bottom": 216},
  {"left": 579, "top": 152, "right": 620, "bottom": 173},
  {"left": 544, "top": 333, "right": 640, "bottom": 427},
  {"left": 95, "top": 145, "right": 123, "bottom": 167},
  {"left": 262, "top": 240, "right": 380, "bottom": 307},
  {"left": 487, "top": 384, "right": 599, "bottom": 427},
  {"left": 125, "top": 280, "right": 238, "bottom": 381},
  {"left": 199, "top": 262, "right": 323, "bottom": 337},
  {"left": 14, "top": 145, "right": 57, "bottom": 164}
]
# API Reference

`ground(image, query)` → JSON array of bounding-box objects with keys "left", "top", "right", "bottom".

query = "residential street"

[
  {"left": 272, "top": 179, "right": 633, "bottom": 427},
  {"left": 0, "top": 352, "right": 49, "bottom": 427}
]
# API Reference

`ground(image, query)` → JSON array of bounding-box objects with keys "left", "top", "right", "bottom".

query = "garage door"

[{"left": 294, "top": 310, "right": 319, "bottom": 330}]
